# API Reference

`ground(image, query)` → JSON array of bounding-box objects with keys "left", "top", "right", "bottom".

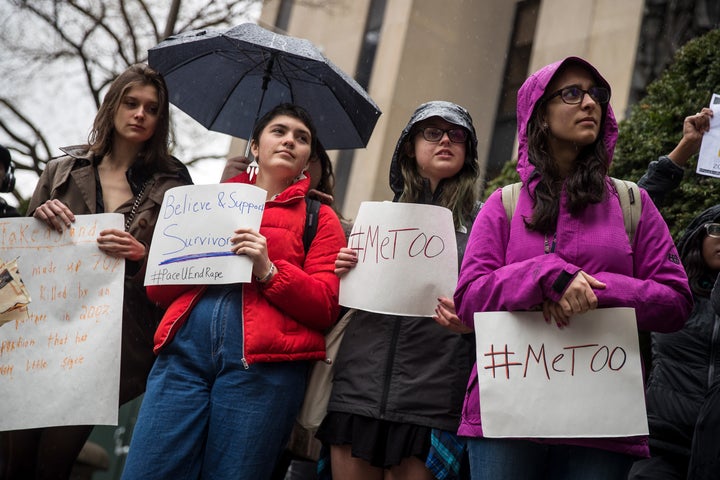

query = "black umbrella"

[{"left": 148, "top": 22, "right": 382, "bottom": 152}]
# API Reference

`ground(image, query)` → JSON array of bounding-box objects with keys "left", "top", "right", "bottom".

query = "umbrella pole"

[{"left": 246, "top": 54, "right": 276, "bottom": 180}]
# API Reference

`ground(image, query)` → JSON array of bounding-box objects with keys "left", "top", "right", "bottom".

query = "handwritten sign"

[
  {"left": 145, "top": 184, "right": 266, "bottom": 285},
  {"left": 697, "top": 93, "right": 720, "bottom": 178},
  {"left": 474, "top": 308, "right": 648, "bottom": 438},
  {"left": 339, "top": 201, "right": 458, "bottom": 316},
  {"left": 0, "top": 214, "right": 124, "bottom": 430}
]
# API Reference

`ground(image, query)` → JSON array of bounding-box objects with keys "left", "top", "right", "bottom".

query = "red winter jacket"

[{"left": 148, "top": 173, "right": 346, "bottom": 365}]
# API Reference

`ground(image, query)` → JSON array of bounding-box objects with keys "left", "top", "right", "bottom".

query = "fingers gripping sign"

[
  {"left": 96, "top": 228, "right": 147, "bottom": 261},
  {"left": 231, "top": 227, "right": 274, "bottom": 282},
  {"left": 334, "top": 247, "right": 358, "bottom": 277},
  {"left": 34, "top": 199, "right": 76, "bottom": 233}
]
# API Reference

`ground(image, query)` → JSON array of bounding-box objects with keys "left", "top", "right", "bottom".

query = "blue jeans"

[
  {"left": 121, "top": 286, "right": 308, "bottom": 480},
  {"left": 467, "top": 437, "right": 634, "bottom": 480}
]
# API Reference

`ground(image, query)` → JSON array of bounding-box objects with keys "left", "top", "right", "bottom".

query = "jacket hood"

[
  {"left": 516, "top": 57, "right": 618, "bottom": 184},
  {"left": 389, "top": 101, "right": 478, "bottom": 199},
  {"left": 677, "top": 204, "right": 720, "bottom": 259}
]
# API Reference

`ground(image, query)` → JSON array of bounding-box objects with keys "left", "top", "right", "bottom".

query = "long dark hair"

[
  {"left": 312, "top": 141, "right": 334, "bottom": 197},
  {"left": 524, "top": 88, "right": 609, "bottom": 234},
  {"left": 88, "top": 63, "right": 173, "bottom": 172}
]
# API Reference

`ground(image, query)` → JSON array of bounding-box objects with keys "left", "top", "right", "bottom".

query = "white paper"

[
  {"left": 145, "top": 184, "right": 266, "bottom": 285},
  {"left": 474, "top": 308, "right": 648, "bottom": 438},
  {"left": 339, "top": 201, "right": 458, "bottom": 316},
  {"left": 0, "top": 214, "right": 125, "bottom": 430},
  {"left": 696, "top": 93, "right": 720, "bottom": 178}
]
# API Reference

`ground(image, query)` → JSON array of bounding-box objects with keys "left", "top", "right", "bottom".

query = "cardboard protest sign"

[
  {"left": 697, "top": 93, "right": 720, "bottom": 178},
  {"left": 339, "top": 201, "right": 458, "bottom": 316},
  {"left": 474, "top": 308, "right": 648, "bottom": 438},
  {"left": 145, "top": 184, "right": 266, "bottom": 285},
  {"left": 0, "top": 214, "right": 124, "bottom": 430}
]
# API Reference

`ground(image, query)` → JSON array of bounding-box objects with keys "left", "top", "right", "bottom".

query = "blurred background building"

[{"left": 228, "top": 0, "right": 719, "bottom": 221}]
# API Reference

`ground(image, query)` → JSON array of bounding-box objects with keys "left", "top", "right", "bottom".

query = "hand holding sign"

[
  {"left": 339, "top": 201, "right": 458, "bottom": 317},
  {"left": 696, "top": 95, "right": 720, "bottom": 177}
]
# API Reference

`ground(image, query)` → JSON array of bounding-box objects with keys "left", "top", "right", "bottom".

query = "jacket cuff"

[{"left": 656, "top": 155, "right": 685, "bottom": 178}]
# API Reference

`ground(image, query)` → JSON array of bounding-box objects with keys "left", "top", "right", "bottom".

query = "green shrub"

[{"left": 612, "top": 28, "right": 720, "bottom": 240}]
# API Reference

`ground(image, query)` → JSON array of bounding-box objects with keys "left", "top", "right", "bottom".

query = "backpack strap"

[
  {"left": 501, "top": 179, "right": 641, "bottom": 246},
  {"left": 303, "top": 198, "right": 322, "bottom": 254},
  {"left": 611, "top": 177, "right": 641, "bottom": 245},
  {"left": 501, "top": 182, "right": 522, "bottom": 222}
]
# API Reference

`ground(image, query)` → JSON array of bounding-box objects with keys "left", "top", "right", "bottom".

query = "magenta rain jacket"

[{"left": 453, "top": 57, "right": 693, "bottom": 457}]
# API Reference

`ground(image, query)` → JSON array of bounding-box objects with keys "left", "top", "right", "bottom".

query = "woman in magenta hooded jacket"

[{"left": 453, "top": 57, "right": 692, "bottom": 479}]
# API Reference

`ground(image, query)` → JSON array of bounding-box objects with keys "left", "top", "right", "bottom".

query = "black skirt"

[{"left": 316, "top": 412, "right": 431, "bottom": 469}]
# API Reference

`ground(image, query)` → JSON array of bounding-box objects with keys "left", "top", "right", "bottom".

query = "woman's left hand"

[
  {"left": 433, "top": 296, "right": 472, "bottom": 334},
  {"left": 231, "top": 227, "right": 273, "bottom": 280},
  {"left": 97, "top": 229, "right": 146, "bottom": 261}
]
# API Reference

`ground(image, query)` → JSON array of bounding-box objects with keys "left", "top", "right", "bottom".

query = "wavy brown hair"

[
  {"left": 397, "top": 127, "right": 480, "bottom": 229},
  {"left": 524, "top": 97, "right": 609, "bottom": 234},
  {"left": 88, "top": 63, "right": 174, "bottom": 172}
]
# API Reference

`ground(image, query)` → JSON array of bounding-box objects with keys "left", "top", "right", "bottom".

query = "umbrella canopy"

[{"left": 148, "top": 22, "right": 382, "bottom": 150}]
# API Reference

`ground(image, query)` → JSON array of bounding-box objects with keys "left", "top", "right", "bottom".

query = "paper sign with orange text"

[
  {"left": 339, "top": 201, "right": 458, "bottom": 316},
  {"left": 474, "top": 308, "right": 648, "bottom": 438},
  {"left": 0, "top": 214, "right": 124, "bottom": 430},
  {"left": 145, "top": 183, "right": 266, "bottom": 285}
]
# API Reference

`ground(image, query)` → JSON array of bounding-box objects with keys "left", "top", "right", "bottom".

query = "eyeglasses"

[
  {"left": 704, "top": 223, "right": 720, "bottom": 238},
  {"left": 418, "top": 127, "right": 468, "bottom": 143},
  {"left": 545, "top": 86, "right": 610, "bottom": 105}
]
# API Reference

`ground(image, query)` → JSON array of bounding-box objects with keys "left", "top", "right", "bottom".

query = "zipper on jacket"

[
  {"left": 379, "top": 317, "right": 402, "bottom": 418},
  {"left": 240, "top": 286, "right": 249, "bottom": 370},
  {"left": 708, "top": 313, "right": 720, "bottom": 388}
]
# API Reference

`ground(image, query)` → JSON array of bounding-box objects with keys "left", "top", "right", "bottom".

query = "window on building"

[
  {"left": 486, "top": 0, "right": 539, "bottom": 183},
  {"left": 275, "top": 0, "right": 293, "bottom": 32},
  {"left": 334, "top": 0, "right": 387, "bottom": 210}
]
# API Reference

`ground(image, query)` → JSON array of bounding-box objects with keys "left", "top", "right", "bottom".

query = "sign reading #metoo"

[
  {"left": 474, "top": 308, "right": 648, "bottom": 438},
  {"left": 0, "top": 214, "right": 124, "bottom": 430},
  {"left": 339, "top": 201, "right": 458, "bottom": 316},
  {"left": 145, "top": 184, "right": 266, "bottom": 286}
]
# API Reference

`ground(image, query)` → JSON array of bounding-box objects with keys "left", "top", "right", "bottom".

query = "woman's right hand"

[
  {"left": 544, "top": 271, "right": 606, "bottom": 327},
  {"left": 33, "top": 199, "right": 76, "bottom": 233},
  {"left": 335, "top": 247, "right": 358, "bottom": 277}
]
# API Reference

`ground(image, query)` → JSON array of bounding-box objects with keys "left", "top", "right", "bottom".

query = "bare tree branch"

[
  {"left": 0, "top": 0, "right": 267, "bottom": 205},
  {"left": 163, "top": 0, "right": 182, "bottom": 40}
]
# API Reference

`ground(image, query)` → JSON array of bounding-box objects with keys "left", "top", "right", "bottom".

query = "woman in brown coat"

[{"left": 1, "top": 63, "right": 192, "bottom": 480}]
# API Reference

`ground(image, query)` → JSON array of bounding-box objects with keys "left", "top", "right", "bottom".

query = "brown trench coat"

[{"left": 27, "top": 145, "right": 193, "bottom": 404}]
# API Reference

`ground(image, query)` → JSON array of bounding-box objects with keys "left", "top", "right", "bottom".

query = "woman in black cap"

[{"left": 317, "top": 101, "right": 480, "bottom": 480}]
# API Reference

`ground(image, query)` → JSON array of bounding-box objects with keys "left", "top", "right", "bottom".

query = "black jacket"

[
  {"left": 327, "top": 223, "right": 476, "bottom": 431},
  {"left": 643, "top": 205, "right": 720, "bottom": 476}
]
